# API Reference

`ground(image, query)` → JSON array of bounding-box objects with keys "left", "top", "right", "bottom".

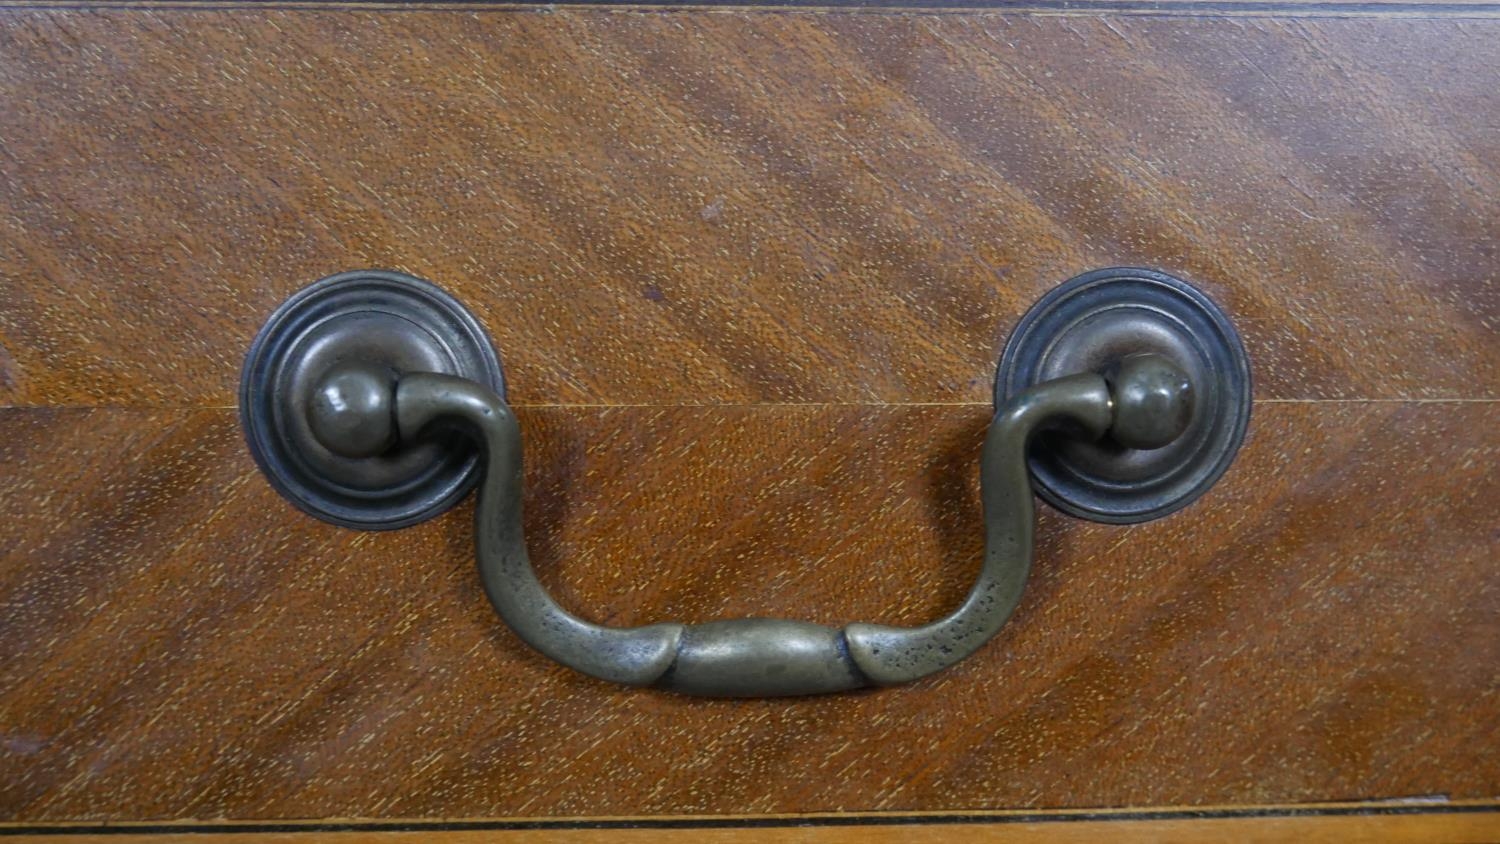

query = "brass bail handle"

[
  {"left": 308, "top": 355, "right": 1190, "bottom": 696},
  {"left": 240, "top": 269, "right": 1251, "bottom": 697}
]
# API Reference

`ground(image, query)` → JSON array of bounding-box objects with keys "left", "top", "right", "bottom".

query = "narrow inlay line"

[{"left": 1, "top": 801, "right": 1497, "bottom": 836}]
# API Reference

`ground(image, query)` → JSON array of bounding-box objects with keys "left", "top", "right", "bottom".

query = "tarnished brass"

[
  {"left": 240, "top": 270, "right": 504, "bottom": 529},
  {"left": 997, "top": 267, "right": 1252, "bottom": 524},
  {"left": 243, "top": 270, "right": 1243, "bottom": 697}
]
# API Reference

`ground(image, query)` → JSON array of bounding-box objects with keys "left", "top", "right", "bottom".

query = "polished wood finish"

[
  {"left": 2, "top": 402, "right": 1496, "bottom": 818},
  {"left": 0, "top": 3, "right": 1496, "bottom": 832},
  {"left": 1, "top": 12, "right": 1497, "bottom": 409}
]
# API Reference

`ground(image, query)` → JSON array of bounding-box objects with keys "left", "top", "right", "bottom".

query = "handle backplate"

[{"left": 997, "top": 267, "right": 1251, "bottom": 523}]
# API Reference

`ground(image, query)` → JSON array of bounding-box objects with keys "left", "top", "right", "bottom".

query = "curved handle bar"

[{"left": 384, "top": 370, "right": 1122, "bottom": 696}]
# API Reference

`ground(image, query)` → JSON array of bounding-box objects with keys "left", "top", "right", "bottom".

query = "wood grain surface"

[
  {"left": 2, "top": 401, "right": 1496, "bottom": 819},
  {"left": 0, "top": 3, "right": 1497, "bottom": 830},
  {"left": 1, "top": 11, "right": 1497, "bottom": 408}
]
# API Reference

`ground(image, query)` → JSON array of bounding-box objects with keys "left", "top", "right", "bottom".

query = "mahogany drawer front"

[{"left": 0, "top": 3, "right": 1496, "bottom": 833}]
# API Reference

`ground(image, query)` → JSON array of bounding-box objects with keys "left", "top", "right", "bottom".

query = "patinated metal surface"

[
  {"left": 391, "top": 367, "right": 1115, "bottom": 695},
  {"left": 997, "top": 268, "right": 1251, "bottom": 524},
  {"left": 239, "top": 271, "right": 504, "bottom": 529},
  {"left": 252, "top": 274, "right": 1210, "bottom": 696}
]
